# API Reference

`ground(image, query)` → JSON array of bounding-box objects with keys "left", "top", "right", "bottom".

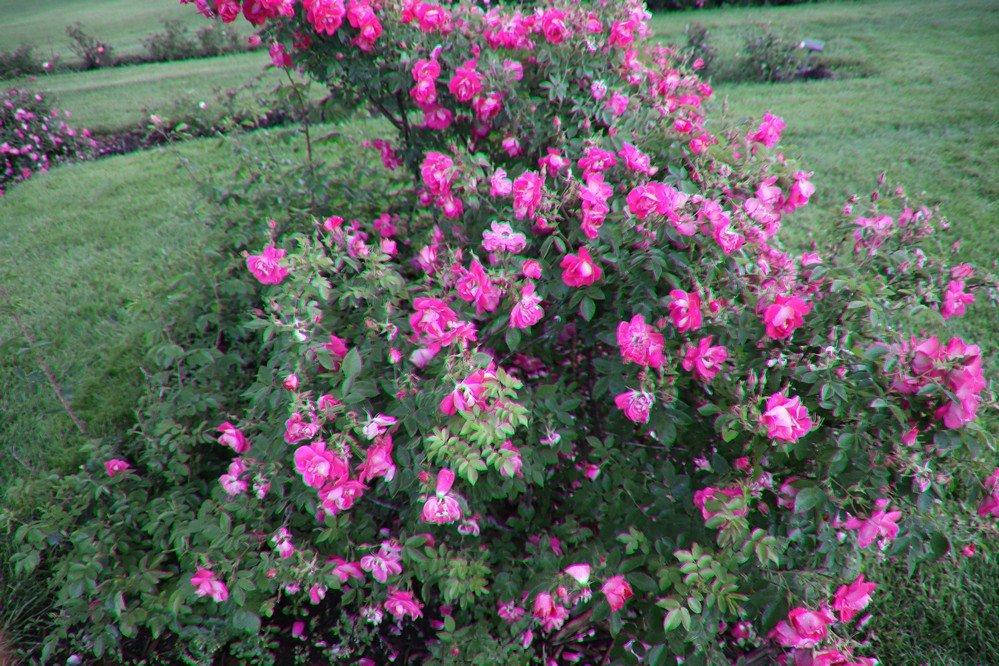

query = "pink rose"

[
  {"left": 681, "top": 336, "right": 728, "bottom": 382},
  {"left": 760, "top": 392, "right": 813, "bottom": 442},
  {"left": 616, "top": 314, "right": 665, "bottom": 369},
  {"left": 104, "top": 458, "right": 131, "bottom": 477},
  {"left": 384, "top": 587, "right": 423, "bottom": 620},
  {"left": 614, "top": 390, "right": 654, "bottom": 424},
  {"left": 217, "top": 421, "right": 250, "bottom": 453},
  {"left": 601, "top": 575, "right": 633, "bottom": 612},
  {"left": 668, "top": 289, "right": 702, "bottom": 332},
  {"left": 560, "top": 247, "right": 602, "bottom": 288},
  {"left": 246, "top": 245, "right": 289, "bottom": 285},
  {"left": 769, "top": 606, "right": 832, "bottom": 648},
  {"left": 833, "top": 574, "right": 877, "bottom": 622},
  {"left": 421, "top": 468, "right": 463, "bottom": 523},
  {"left": 190, "top": 567, "right": 229, "bottom": 602},
  {"left": 762, "top": 294, "right": 811, "bottom": 340}
]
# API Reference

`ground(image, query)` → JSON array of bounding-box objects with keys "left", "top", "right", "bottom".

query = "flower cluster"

[{"left": 1, "top": 88, "right": 95, "bottom": 194}]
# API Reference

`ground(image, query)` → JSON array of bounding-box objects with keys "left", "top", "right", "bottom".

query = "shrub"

[
  {"left": 682, "top": 22, "right": 718, "bottom": 77},
  {"left": 143, "top": 19, "right": 200, "bottom": 62},
  {"left": 0, "top": 88, "right": 95, "bottom": 194},
  {"left": 739, "top": 22, "right": 806, "bottom": 82},
  {"left": 65, "top": 23, "right": 114, "bottom": 69},
  {"left": 7, "top": 1, "right": 997, "bottom": 664},
  {"left": 196, "top": 22, "right": 246, "bottom": 57},
  {"left": 0, "top": 45, "right": 43, "bottom": 78}
]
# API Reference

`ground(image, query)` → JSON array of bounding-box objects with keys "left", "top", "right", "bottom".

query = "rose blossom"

[
  {"left": 601, "top": 575, "right": 633, "bottom": 612},
  {"left": 190, "top": 567, "right": 229, "bottom": 602},
  {"left": 760, "top": 392, "right": 813, "bottom": 442},
  {"left": 681, "top": 336, "right": 728, "bottom": 382},
  {"left": 560, "top": 247, "right": 602, "bottom": 287},
  {"left": 616, "top": 314, "right": 665, "bottom": 369},
  {"left": 833, "top": 574, "right": 877, "bottom": 622},
  {"left": 246, "top": 245, "right": 289, "bottom": 285}
]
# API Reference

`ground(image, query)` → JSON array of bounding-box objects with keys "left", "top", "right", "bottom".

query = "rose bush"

[
  {"left": 0, "top": 88, "right": 95, "bottom": 194},
  {"left": 4, "top": 1, "right": 996, "bottom": 663}
]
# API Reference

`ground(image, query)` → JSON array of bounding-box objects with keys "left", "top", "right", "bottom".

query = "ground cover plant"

[{"left": 2, "top": 0, "right": 995, "bottom": 664}]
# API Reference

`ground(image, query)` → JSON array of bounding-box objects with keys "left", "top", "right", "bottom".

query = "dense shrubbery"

[
  {"left": 646, "top": 0, "right": 819, "bottom": 9},
  {"left": 3, "top": 1, "right": 995, "bottom": 664},
  {"left": 0, "top": 88, "right": 95, "bottom": 194}
]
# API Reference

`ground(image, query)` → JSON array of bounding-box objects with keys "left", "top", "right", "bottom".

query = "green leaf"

[
  {"left": 794, "top": 486, "right": 826, "bottom": 513},
  {"left": 232, "top": 609, "right": 261, "bottom": 633},
  {"left": 341, "top": 347, "right": 362, "bottom": 381},
  {"left": 580, "top": 297, "right": 596, "bottom": 322}
]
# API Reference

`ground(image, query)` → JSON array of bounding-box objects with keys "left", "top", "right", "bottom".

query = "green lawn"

[
  {"left": 654, "top": 0, "right": 999, "bottom": 347},
  {"left": 4, "top": 52, "right": 275, "bottom": 132},
  {"left": 0, "top": 0, "right": 248, "bottom": 62},
  {"left": 0, "top": 139, "right": 228, "bottom": 490}
]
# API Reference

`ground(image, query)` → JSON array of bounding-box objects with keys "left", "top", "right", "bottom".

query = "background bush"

[{"left": 0, "top": 87, "right": 94, "bottom": 193}]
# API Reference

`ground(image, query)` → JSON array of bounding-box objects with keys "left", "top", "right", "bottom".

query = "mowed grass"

[
  {"left": 4, "top": 52, "right": 275, "bottom": 132},
  {"left": 654, "top": 0, "right": 999, "bottom": 347},
  {"left": 0, "top": 0, "right": 248, "bottom": 62},
  {"left": 0, "top": 138, "right": 228, "bottom": 491}
]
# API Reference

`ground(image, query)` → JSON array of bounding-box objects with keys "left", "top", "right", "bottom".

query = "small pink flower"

[
  {"left": 358, "top": 435, "right": 396, "bottom": 483},
  {"left": 976, "top": 467, "right": 999, "bottom": 517},
  {"left": 769, "top": 606, "right": 833, "bottom": 649},
  {"left": 682, "top": 336, "right": 728, "bottom": 382},
  {"left": 693, "top": 486, "right": 746, "bottom": 521},
  {"left": 564, "top": 564, "right": 591, "bottom": 586},
  {"left": 762, "top": 294, "right": 811, "bottom": 340},
  {"left": 294, "top": 440, "right": 349, "bottom": 489},
  {"left": 616, "top": 314, "right": 665, "bottom": 369},
  {"left": 560, "top": 247, "right": 602, "bottom": 287},
  {"left": 104, "top": 459, "right": 131, "bottom": 477},
  {"left": 456, "top": 259, "right": 502, "bottom": 314},
  {"left": 421, "top": 468, "right": 463, "bottom": 524},
  {"left": 499, "top": 440, "right": 522, "bottom": 478},
  {"left": 217, "top": 421, "right": 250, "bottom": 453},
  {"left": 668, "top": 289, "right": 702, "bottom": 332},
  {"left": 749, "top": 112, "right": 785, "bottom": 148},
  {"left": 328, "top": 556, "right": 365, "bottom": 583},
  {"left": 448, "top": 59, "right": 483, "bottom": 103},
  {"left": 941, "top": 279, "right": 974, "bottom": 319},
  {"left": 498, "top": 600, "right": 526, "bottom": 623},
  {"left": 532, "top": 592, "right": 569, "bottom": 632},
  {"left": 844, "top": 498, "right": 902, "bottom": 548},
  {"left": 323, "top": 334, "right": 350, "bottom": 358},
  {"left": 246, "top": 245, "right": 289, "bottom": 285},
  {"left": 319, "top": 477, "right": 366, "bottom": 515},
  {"left": 761, "top": 392, "right": 813, "bottom": 442},
  {"left": 360, "top": 541, "right": 403, "bottom": 583},
  {"left": 510, "top": 282, "right": 544, "bottom": 329},
  {"left": 190, "top": 568, "right": 229, "bottom": 602},
  {"left": 489, "top": 169, "right": 513, "bottom": 197},
  {"left": 282, "top": 373, "right": 299, "bottom": 391},
  {"left": 384, "top": 587, "right": 423, "bottom": 620},
  {"left": 614, "top": 390, "right": 654, "bottom": 424},
  {"left": 482, "top": 221, "right": 526, "bottom": 253},
  {"left": 512, "top": 170, "right": 544, "bottom": 220},
  {"left": 601, "top": 575, "right": 633, "bottom": 612},
  {"left": 362, "top": 413, "right": 397, "bottom": 440},
  {"left": 833, "top": 574, "right": 877, "bottom": 622},
  {"left": 521, "top": 259, "right": 542, "bottom": 279}
]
